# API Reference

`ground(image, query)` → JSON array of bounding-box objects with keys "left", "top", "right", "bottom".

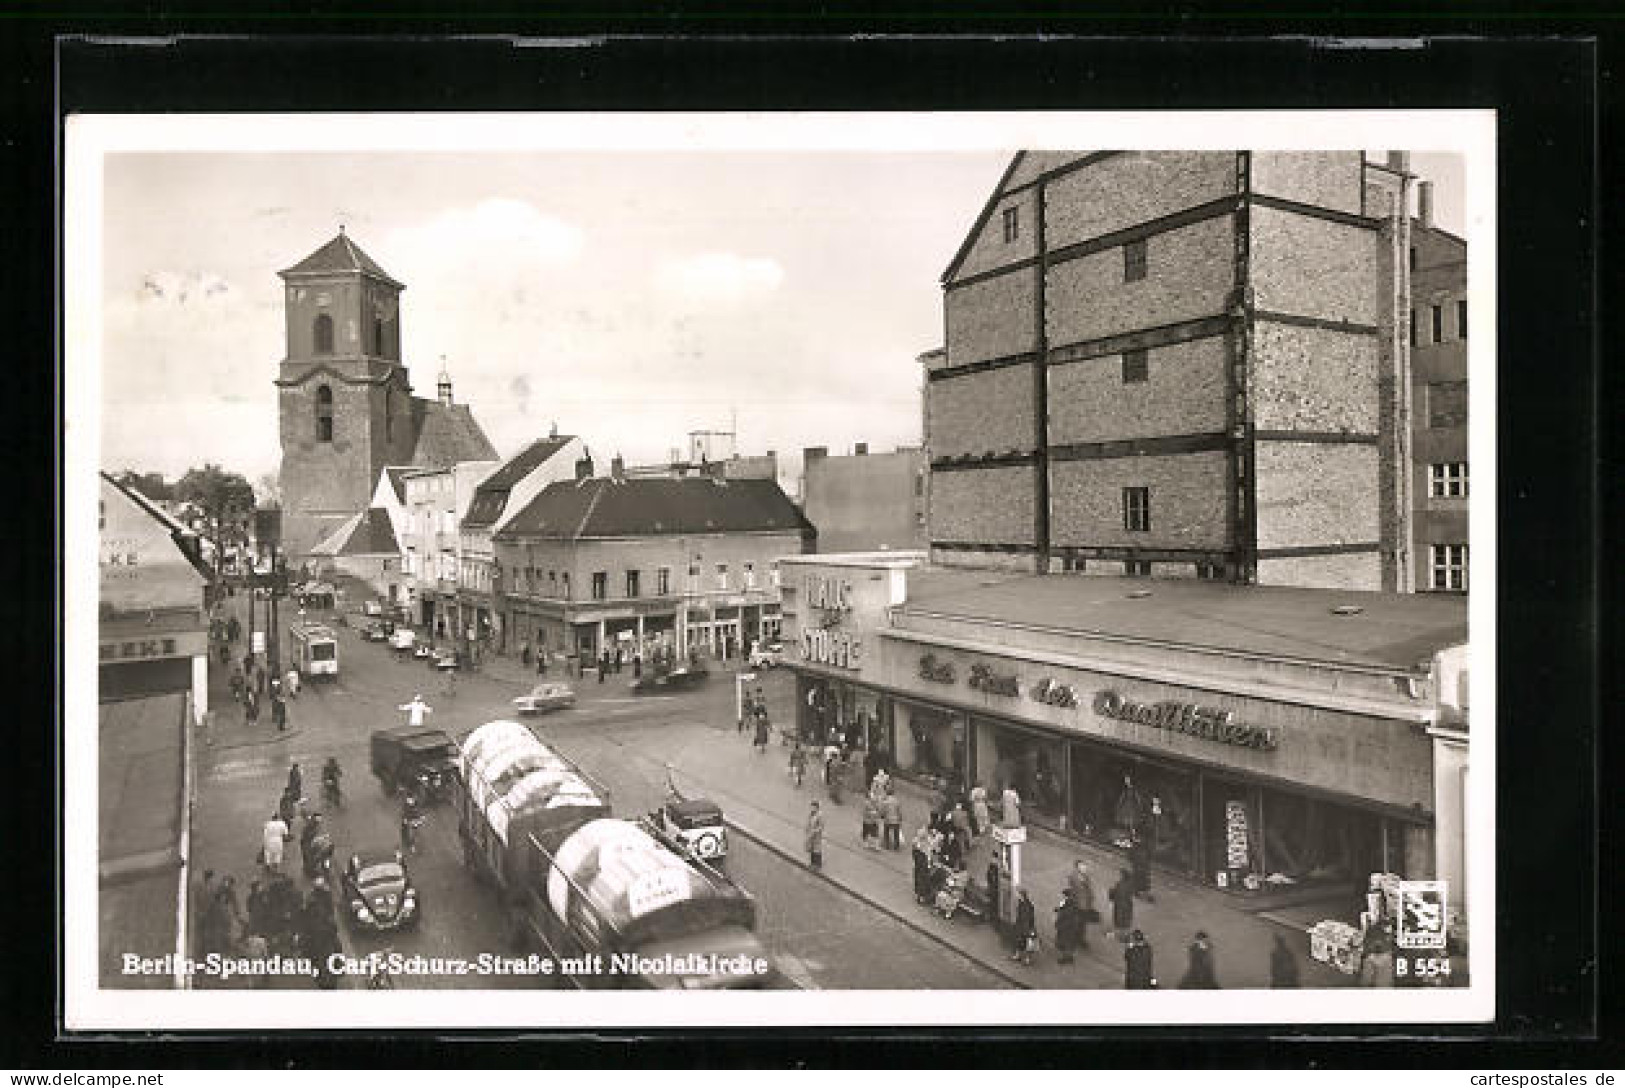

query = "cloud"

[
  {"left": 385, "top": 198, "right": 583, "bottom": 278},
  {"left": 135, "top": 271, "right": 234, "bottom": 305},
  {"left": 654, "top": 251, "right": 784, "bottom": 304}
]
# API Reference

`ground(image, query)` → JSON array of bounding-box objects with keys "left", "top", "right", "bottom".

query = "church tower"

[{"left": 276, "top": 230, "right": 417, "bottom": 559}]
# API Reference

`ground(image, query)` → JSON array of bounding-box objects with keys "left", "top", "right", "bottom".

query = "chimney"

[
  {"left": 549, "top": 421, "right": 559, "bottom": 439},
  {"left": 574, "top": 454, "right": 594, "bottom": 481},
  {"left": 610, "top": 453, "right": 625, "bottom": 481},
  {"left": 1418, "top": 180, "right": 1435, "bottom": 229},
  {"left": 854, "top": 442, "right": 868, "bottom": 456},
  {"left": 1386, "top": 150, "right": 1411, "bottom": 174},
  {"left": 803, "top": 446, "right": 827, "bottom": 462}
]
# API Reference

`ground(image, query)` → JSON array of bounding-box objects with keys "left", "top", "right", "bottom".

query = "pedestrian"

[
  {"left": 1124, "top": 930, "right": 1156, "bottom": 989},
  {"left": 1269, "top": 933, "right": 1301, "bottom": 988},
  {"left": 299, "top": 812, "right": 323, "bottom": 872},
  {"left": 1358, "top": 925, "right": 1396, "bottom": 988},
  {"left": 398, "top": 694, "right": 432, "bottom": 728},
  {"left": 271, "top": 691, "right": 288, "bottom": 732},
  {"left": 1129, "top": 832, "right": 1155, "bottom": 902},
  {"left": 244, "top": 686, "right": 259, "bottom": 726},
  {"left": 537, "top": 651, "right": 547, "bottom": 676},
  {"left": 969, "top": 783, "right": 990, "bottom": 838},
  {"left": 1055, "top": 887, "right": 1085, "bottom": 965},
  {"left": 238, "top": 931, "right": 271, "bottom": 986},
  {"left": 1000, "top": 785, "right": 1022, "bottom": 829},
  {"left": 228, "top": 615, "right": 241, "bottom": 643},
  {"left": 520, "top": 641, "right": 531, "bottom": 667},
  {"left": 940, "top": 824, "right": 964, "bottom": 870},
  {"left": 284, "top": 668, "right": 300, "bottom": 699},
  {"left": 910, "top": 828, "right": 933, "bottom": 903},
  {"left": 246, "top": 878, "right": 270, "bottom": 937},
  {"left": 614, "top": 647, "right": 624, "bottom": 674},
  {"left": 1067, "top": 860, "right": 1099, "bottom": 949},
  {"left": 738, "top": 690, "right": 751, "bottom": 734},
  {"left": 255, "top": 664, "right": 267, "bottom": 697},
  {"left": 950, "top": 800, "right": 973, "bottom": 858},
  {"left": 1180, "top": 930, "right": 1220, "bottom": 989},
  {"left": 286, "top": 762, "right": 303, "bottom": 802},
  {"left": 229, "top": 666, "right": 244, "bottom": 704},
  {"left": 753, "top": 713, "right": 770, "bottom": 753},
  {"left": 870, "top": 766, "right": 891, "bottom": 802},
  {"left": 804, "top": 801, "right": 825, "bottom": 870},
  {"left": 881, "top": 789, "right": 903, "bottom": 850},
  {"left": 985, "top": 861, "right": 1002, "bottom": 924},
  {"left": 1010, "top": 889, "right": 1038, "bottom": 966},
  {"left": 788, "top": 742, "right": 807, "bottom": 787},
  {"left": 1108, "top": 867, "right": 1135, "bottom": 939},
  {"left": 860, "top": 796, "right": 881, "bottom": 850},
  {"left": 261, "top": 813, "right": 288, "bottom": 873},
  {"left": 632, "top": 653, "right": 642, "bottom": 679}
]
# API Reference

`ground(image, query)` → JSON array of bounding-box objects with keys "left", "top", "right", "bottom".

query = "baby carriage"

[{"left": 934, "top": 866, "right": 972, "bottom": 919}]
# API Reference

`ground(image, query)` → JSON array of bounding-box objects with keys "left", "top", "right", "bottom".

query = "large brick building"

[
  {"left": 275, "top": 231, "right": 498, "bottom": 559},
  {"left": 927, "top": 151, "right": 1424, "bottom": 591},
  {"left": 1408, "top": 183, "right": 1469, "bottom": 593}
]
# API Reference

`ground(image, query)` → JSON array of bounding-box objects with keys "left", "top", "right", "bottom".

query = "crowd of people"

[{"left": 198, "top": 760, "right": 347, "bottom": 989}]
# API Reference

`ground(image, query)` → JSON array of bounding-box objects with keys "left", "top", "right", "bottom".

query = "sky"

[{"left": 91, "top": 129, "right": 1468, "bottom": 494}]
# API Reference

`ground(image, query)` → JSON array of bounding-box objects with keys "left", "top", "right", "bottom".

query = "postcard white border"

[{"left": 65, "top": 109, "right": 1496, "bottom": 1029}]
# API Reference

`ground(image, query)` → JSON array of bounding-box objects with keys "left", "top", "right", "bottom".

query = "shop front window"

[
  {"left": 1070, "top": 746, "right": 1199, "bottom": 874},
  {"left": 894, "top": 702, "right": 965, "bottom": 791},
  {"left": 1209, "top": 778, "right": 1392, "bottom": 891},
  {"left": 979, "top": 722, "right": 1066, "bottom": 828}
]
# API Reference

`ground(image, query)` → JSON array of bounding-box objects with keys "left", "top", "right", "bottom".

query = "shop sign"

[
  {"left": 1225, "top": 800, "right": 1250, "bottom": 869},
  {"left": 801, "top": 628, "right": 861, "bottom": 670},
  {"left": 99, "top": 636, "right": 195, "bottom": 663},
  {"left": 802, "top": 574, "right": 853, "bottom": 612},
  {"left": 1093, "top": 690, "right": 1279, "bottom": 751},
  {"left": 968, "top": 663, "right": 1020, "bottom": 697},
  {"left": 1029, "top": 677, "right": 1079, "bottom": 708},
  {"left": 917, "top": 653, "right": 956, "bottom": 684}
]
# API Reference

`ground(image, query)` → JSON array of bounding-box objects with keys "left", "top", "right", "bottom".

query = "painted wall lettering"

[
  {"left": 801, "top": 628, "right": 862, "bottom": 670},
  {"left": 1029, "top": 678, "right": 1079, "bottom": 708},
  {"left": 1093, "top": 690, "right": 1279, "bottom": 751},
  {"left": 968, "top": 663, "right": 1020, "bottom": 697},
  {"left": 918, "top": 653, "right": 956, "bottom": 684}
]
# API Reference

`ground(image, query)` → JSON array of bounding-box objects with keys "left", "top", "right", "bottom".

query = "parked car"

[
  {"left": 363, "top": 600, "right": 385, "bottom": 617},
  {"left": 512, "top": 681, "right": 576, "bottom": 715},
  {"left": 748, "top": 642, "right": 785, "bottom": 669},
  {"left": 370, "top": 725, "right": 459, "bottom": 803},
  {"left": 631, "top": 664, "right": 710, "bottom": 694},
  {"left": 341, "top": 850, "right": 420, "bottom": 932},
  {"left": 389, "top": 627, "right": 418, "bottom": 652},
  {"left": 361, "top": 622, "right": 391, "bottom": 643}
]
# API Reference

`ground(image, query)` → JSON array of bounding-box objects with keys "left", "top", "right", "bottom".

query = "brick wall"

[
  {"left": 929, "top": 466, "right": 1036, "bottom": 545},
  {"left": 279, "top": 380, "right": 382, "bottom": 553},
  {"left": 926, "top": 365, "right": 1038, "bottom": 459},
  {"left": 1249, "top": 206, "right": 1379, "bottom": 324},
  {"left": 954, "top": 188, "right": 1039, "bottom": 281},
  {"left": 1049, "top": 452, "right": 1230, "bottom": 550},
  {"left": 1256, "top": 553, "right": 1381, "bottom": 591},
  {"left": 1004, "top": 151, "right": 1087, "bottom": 190},
  {"left": 1250, "top": 321, "right": 1380, "bottom": 433},
  {"left": 1249, "top": 151, "right": 1364, "bottom": 214},
  {"left": 1045, "top": 151, "right": 1236, "bottom": 247},
  {"left": 1253, "top": 442, "right": 1380, "bottom": 549},
  {"left": 1047, "top": 335, "right": 1228, "bottom": 444},
  {"left": 1045, "top": 215, "right": 1234, "bottom": 346},
  {"left": 943, "top": 272, "right": 1036, "bottom": 367},
  {"left": 930, "top": 546, "right": 1038, "bottom": 573}
]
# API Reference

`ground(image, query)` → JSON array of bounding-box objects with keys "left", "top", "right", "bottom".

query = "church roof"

[
  {"left": 280, "top": 232, "right": 404, "bottom": 288},
  {"left": 496, "top": 476, "right": 814, "bottom": 542},
  {"left": 408, "top": 397, "right": 499, "bottom": 468}
]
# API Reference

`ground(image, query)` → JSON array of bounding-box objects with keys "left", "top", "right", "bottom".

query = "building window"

[
  {"left": 915, "top": 471, "right": 925, "bottom": 498},
  {"left": 715, "top": 563, "right": 729, "bottom": 590},
  {"left": 373, "top": 316, "right": 385, "bottom": 356},
  {"left": 770, "top": 561, "right": 781, "bottom": 588},
  {"left": 1408, "top": 308, "right": 1417, "bottom": 346},
  {"left": 1121, "top": 348, "right": 1148, "bottom": 383},
  {"left": 561, "top": 572, "right": 571, "bottom": 599},
  {"left": 1457, "top": 298, "right": 1467, "bottom": 339},
  {"left": 1430, "top": 544, "right": 1468, "bottom": 592},
  {"left": 1429, "top": 462, "right": 1468, "bottom": 498},
  {"left": 591, "top": 572, "right": 607, "bottom": 600},
  {"left": 1122, "top": 486, "right": 1150, "bottom": 532},
  {"left": 1123, "top": 239, "right": 1147, "bottom": 283},
  {"left": 99, "top": 499, "right": 105, "bottom": 531},
  {"left": 385, "top": 391, "right": 394, "bottom": 443},
  {"left": 656, "top": 567, "right": 670, "bottom": 596},
  {"left": 313, "top": 314, "right": 334, "bottom": 354},
  {"left": 1428, "top": 381, "right": 1468, "bottom": 428},
  {"left": 1409, "top": 246, "right": 1417, "bottom": 272},
  {"left": 1002, "top": 205, "right": 1021, "bottom": 243},
  {"left": 626, "top": 569, "right": 641, "bottom": 598},
  {"left": 743, "top": 561, "right": 756, "bottom": 589},
  {"left": 1195, "top": 562, "right": 1225, "bottom": 580},
  {"left": 1432, "top": 305, "right": 1443, "bottom": 344},
  {"left": 1126, "top": 560, "right": 1153, "bottom": 577},
  {"left": 548, "top": 571, "right": 557, "bottom": 595},
  {"left": 314, "top": 385, "right": 334, "bottom": 442}
]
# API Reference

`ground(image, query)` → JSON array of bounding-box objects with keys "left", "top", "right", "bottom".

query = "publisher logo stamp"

[{"left": 1395, "top": 880, "right": 1448, "bottom": 950}]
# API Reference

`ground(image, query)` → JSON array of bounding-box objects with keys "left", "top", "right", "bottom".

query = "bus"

[{"left": 290, "top": 622, "right": 340, "bottom": 679}]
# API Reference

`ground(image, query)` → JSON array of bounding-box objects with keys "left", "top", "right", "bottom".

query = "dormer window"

[
  {"left": 313, "top": 313, "right": 334, "bottom": 355},
  {"left": 314, "top": 385, "right": 334, "bottom": 442}
]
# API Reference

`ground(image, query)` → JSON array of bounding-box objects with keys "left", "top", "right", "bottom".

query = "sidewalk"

[{"left": 649, "top": 714, "right": 1353, "bottom": 990}]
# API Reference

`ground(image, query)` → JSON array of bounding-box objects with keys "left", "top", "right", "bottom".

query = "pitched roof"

[
  {"left": 279, "top": 232, "right": 403, "bottom": 287},
  {"left": 896, "top": 573, "right": 1467, "bottom": 672},
  {"left": 380, "top": 466, "right": 414, "bottom": 506},
  {"left": 462, "top": 436, "right": 577, "bottom": 530},
  {"left": 308, "top": 508, "right": 400, "bottom": 557},
  {"left": 407, "top": 398, "right": 499, "bottom": 468},
  {"left": 497, "top": 476, "right": 813, "bottom": 541}
]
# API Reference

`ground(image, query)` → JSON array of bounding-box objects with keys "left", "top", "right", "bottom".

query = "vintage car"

[
  {"left": 631, "top": 664, "right": 710, "bottom": 695},
  {"left": 512, "top": 681, "right": 576, "bottom": 715},
  {"left": 388, "top": 627, "right": 418, "bottom": 652},
  {"left": 363, "top": 599, "right": 385, "bottom": 617},
  {"left": 360, "top": 622, "right": 392, "bottom": 643},
  {"left": 643, "top": 795, "right": 730, "bottom": 871},
  {"left": 747, "top": 642, "right": 785, "bottom": 669},
  {"left": 370, "top": 725, "right": 459, "bottom": 803},
  {"left": 341, "top": 850, "right": 420, "bottom": 932}
]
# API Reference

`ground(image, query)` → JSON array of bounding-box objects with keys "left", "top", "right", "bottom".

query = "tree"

[
  {"left": 255, "top": 472, "right": 282, "bottom": 509},
  {"left": 175, "top": 463, "right": 257, "bottom": 580}
]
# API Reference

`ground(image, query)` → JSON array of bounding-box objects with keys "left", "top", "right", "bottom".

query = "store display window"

[
  {"left": 1070, "top": 746, "right": 1198, "bottom": 873},
  {"left": 978, "top": 721, "right": 1067, "bottom": 828},
  {"left": 895, "top": 702, "right": 965, "bottom": 792}
]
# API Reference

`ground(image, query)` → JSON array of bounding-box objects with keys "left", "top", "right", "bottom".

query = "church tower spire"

[{"left": 437, "top": 355, "right": 454, "bottom": 407}]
